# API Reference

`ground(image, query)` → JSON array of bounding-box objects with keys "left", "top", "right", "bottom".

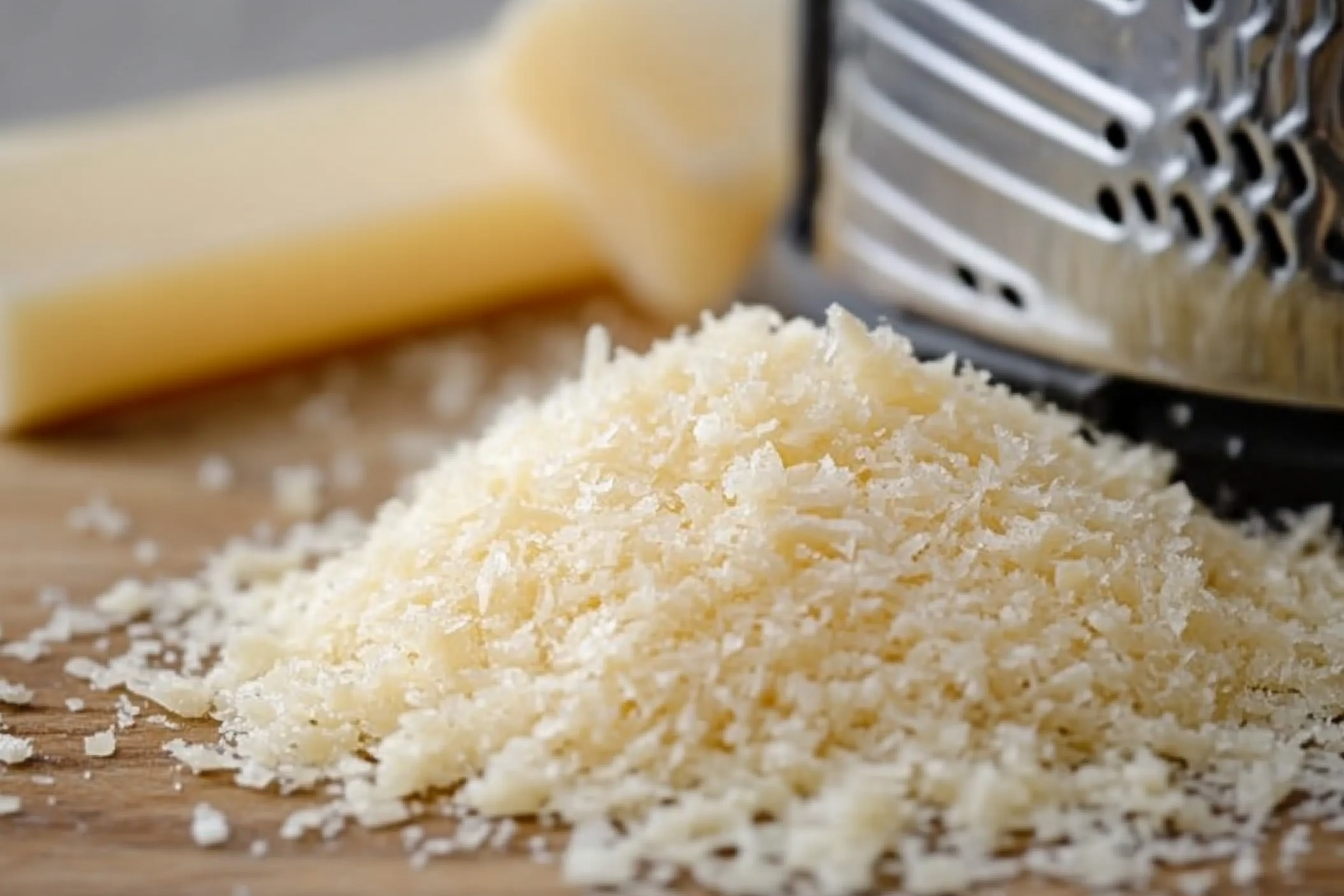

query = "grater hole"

[
  {"left": 1229, "top": 128, "right": 1265, "bottom": 181},
  {"left": 1097, "top": 186, "right": 1125, "bottom": 224},
  {"left": 1171, "top": 193, "right": 1205, "bottom": 241},
  {"left": 1132, "top": 182, "right": 1160, "bottom": 224},
  {"left": 1213, "top": 206, "right": 1246, "bottom": 257},
  {"left": 1255, "top": 213, "right": 1290, "bottom": 273},
  {"left": 954, "top": 264, "right": 979, "bottom": 291},
  {"left": 1324, "top": 227, "right": 1344, "bottom": 264},
  {"left": 1104, "top": 120, "right": 1130, "bottom": 152},
  {"left": 997, "top": 284, "right": 1025, "bottom": 309},
  {"left": 1275, "top": 142, "right": 1310, "bottom": 204},
  {"left": 1185, "top": 117, "right": 1221, "bottom": 168},
  {"left": 1187, "top": 0, "right": 1219, "bottom": 15}
]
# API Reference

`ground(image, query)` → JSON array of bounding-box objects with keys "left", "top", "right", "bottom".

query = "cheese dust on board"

[{"left": 8, "top": 304, "right": 1344, "bottom": 894}]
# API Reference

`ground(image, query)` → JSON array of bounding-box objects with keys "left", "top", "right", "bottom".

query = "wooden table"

[{"left": 2, "top": 299, "right": 1344, "bottom": 896}]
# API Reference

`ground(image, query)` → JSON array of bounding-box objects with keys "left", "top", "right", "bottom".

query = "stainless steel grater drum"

[{"left": 780, "top": 0, "right": 1344, "bottom": 516}]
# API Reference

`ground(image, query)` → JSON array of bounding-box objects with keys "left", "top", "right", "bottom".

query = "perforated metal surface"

[{"left": 818, "top": 0, "right": 1344, "bottom": 408}]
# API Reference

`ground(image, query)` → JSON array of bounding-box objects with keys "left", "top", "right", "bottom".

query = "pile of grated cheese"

[{"left": 17, "top": 304, "right": 1344, "bottom": 894}]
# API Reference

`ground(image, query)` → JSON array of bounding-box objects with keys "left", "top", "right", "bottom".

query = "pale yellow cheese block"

[
  {"left": 0, "top": 49, "right": 606, "bottom": 431},
  {"left": 489, "top": 0, "right": 794, "bottom": 321},
  {"left": 0, "top": 0, "right": 793, "bottom": 432}
]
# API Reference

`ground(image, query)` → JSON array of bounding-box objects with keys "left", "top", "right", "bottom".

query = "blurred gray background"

[{"left": 0, "top": 0, "right": 497, "bottom": 126}]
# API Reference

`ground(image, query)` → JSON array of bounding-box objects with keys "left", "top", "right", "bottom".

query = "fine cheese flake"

[
  {"left": 271, "top": 465, "right": 325, "bottom": 520},
  {"left": 0, "top": 795, "right": 20, "bottom": 816},
  {"left": 197, "top": 455, "right": 236, "bottom": 492},
  {"left": 0, "top": 733, "right": 34, "bottom": 765},
  {"left": 190, "top": 802, "right": 231, "bottom": 847},
  {"left": 0, "top": 679, "right": 33, "bottom": 705},
  {"left": 84, "top": 728, "right": 117, "bottom": 758},
  {"left": 27, "top": 304, "right": 1344, "bottom": 893}
]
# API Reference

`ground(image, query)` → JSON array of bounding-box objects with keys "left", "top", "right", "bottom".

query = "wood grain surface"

[{"left": 2, "top": 298, "right": 1344, "bottom": 896}]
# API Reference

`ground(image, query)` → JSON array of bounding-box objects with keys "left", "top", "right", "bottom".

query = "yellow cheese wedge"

[
  {"left": 490, "top": 0, "right": 794, "bottom": 321},
  {"left": 0, "top": 0, "right": 793, "bottom": 432},
  {"left": 0, "top": 49, "right": 606, "bottom": 431}
]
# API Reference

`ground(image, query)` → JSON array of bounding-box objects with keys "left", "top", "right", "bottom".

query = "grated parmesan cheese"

[
  {"left": 26, "top": 304, "right": 1344, "bottom": 893},
  {"left": 133, "top": 539, "right": 161, "bottom": 566},
  {"left": 0, "top": 733, "right": 33, "bottom": 764},
  {"left": 0, "top": 795, "right": 20, "bottom": 816},
  {"left": 0, "top": 680, "right": 33, "bottom": 705},
  {"left": 190, "top": 802, "right": 230, "bottom": 847},
  {"left": 1230, "top": 847, "right": 1260, "bottom": 886},
  {"left": 197, "top": 455, "right": 235, "bottom": 492},
  {"left": 271, "top": 465, "right": 324, "bottom": 519},
  {"left": 84, "top": 728, "right": 117, "bottom": 758},
  {"left": 115, "top": 694, "right": 142, "bottom": 729},
  {"left": 65, "top": 697, "right": 85, "bottom": 712},
  {"left": 66, "top": 494, "right": 131, "bottom": 540},
  {"left": 294, "top": 391, "right": 351, "bottom": 433},
  {"left": 329, "top": 451, "right": 366, "bottom": 491},
  {"left": 0, "top": 640, "right": 46, "bottom": 663},
  {"left": 165, "top": 738, "right": 242, "bottom": 773}
]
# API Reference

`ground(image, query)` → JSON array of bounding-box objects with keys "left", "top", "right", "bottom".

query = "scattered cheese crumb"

[
  {"left": 250, "top": 838, "right": 269, "bottom": 858},
  {"left": 0, "top": 641, "right": 45, "bottom": 663},
  {"left": 84, "top": 728, "right": 117, "bottom": 758},
  {"left": 25, "top": 305, "right": 1344, "bottom": 894},
  {"left": 197, "top": 455, "right": 235, "bottom": 492},
  {"left": 31, "top": 775, "right": 55, "bottom": 786},
  {"left": 0, "top": 733, "right": 33, "bottom": 764},
  {"left": 528, "top": 834, "right": 554, "bottom": 863},
  {"left": 271, "top": 465, "right": 324, "bottom": 519},
  {"left": 329, "top": 451, "right": 366, "bottom": 491},
  {"left": 0, "top": 795, "right": 20, "bottom": 816},
  {"left": 165, "top": 739, "right": 241, "bottom": 773},
  {"left": 66, "top": 494, "right": 131, "bottom": 539},
  {"left": 37, "top": 585, "right": 67, "bottom": 607},
  {"left": 115, "top": 694, "right": 141, "bottom": 729},
  {"left": 0, "top": 680, "right": 33, "bottom": 706},
  {"left": 133, "top": 539, "right": 161, "bottom": 566},
  {"left": 1230, "top": 848, "right": 1261, "bottom": 886},
  {"left": 400, "top": 825, "right": 425, "bottom": 852},
  {"left": 1174, "top": 869, "right": 1217, "bottom": 896},
  {"left": 426, "top": 349, "right": 489, "bottom": 421},
  {"left": 190, "top": 802, "right": 230, "bottom": 847},
  {"left": 65, "top": 698, "right": 85, "bottom": 713},
  {"left": 280, "top": 804, "right": 339, "bottom": 841},
  {"left": 1280, "top": 822, "right": 1313, "bottom": 872},
  {"left": 63, "top": 657, "right": 102, "bottom": 681},
  {"left": 295, "top": 391, "right": 351, "bottom": 433}
]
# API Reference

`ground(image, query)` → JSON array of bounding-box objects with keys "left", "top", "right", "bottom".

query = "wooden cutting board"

[{"left": 0, "top": 298, "right": 1341, "bottom": 896}]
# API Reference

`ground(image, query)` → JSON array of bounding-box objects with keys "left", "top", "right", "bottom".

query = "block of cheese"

[
  {"left": 489, "top": 0, "right": 794, "bottom": 321},
  {"left": 0, "top": 48, "right": 606, "bottom": 432},
  {"left": 0, "top": 0, "right": 793, "bottom": 432}
]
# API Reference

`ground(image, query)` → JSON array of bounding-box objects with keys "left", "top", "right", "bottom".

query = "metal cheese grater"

[{"left": 776, "top": 0, "right": 1344, "bottom": 516}]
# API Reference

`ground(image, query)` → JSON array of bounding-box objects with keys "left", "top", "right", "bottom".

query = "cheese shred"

[{"left": 23, "top": 305, "right": 1344, "bottom": 893}]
